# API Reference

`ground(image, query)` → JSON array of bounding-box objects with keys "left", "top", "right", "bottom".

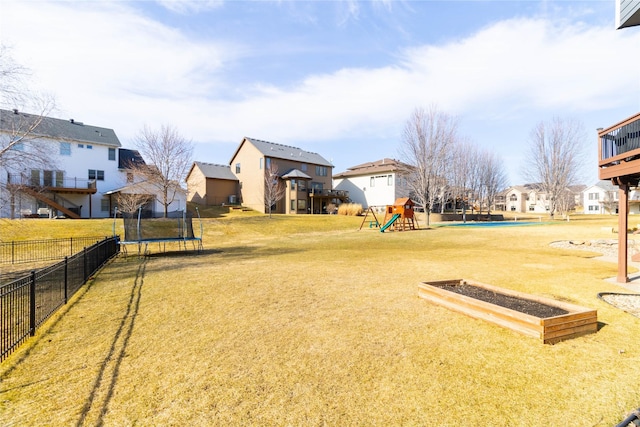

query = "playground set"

[
  {"left": 113, "top": 207, "right": 203, "bottom": 255},
  {"left": 359, "top": 198, "right": 419, "bottom": 232}
]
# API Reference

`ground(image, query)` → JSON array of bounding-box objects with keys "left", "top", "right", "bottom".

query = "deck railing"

[
  {"left": 7, "top": 173, "right": 96, "bottom": 190},
  {"left": 599, "top": 113, "right": 640, "bottom": 161}
]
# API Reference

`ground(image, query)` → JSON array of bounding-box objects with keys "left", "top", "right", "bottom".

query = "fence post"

[
  {"left": 70, "top": 237, "right": 73, "bottom": 257},
  {"left": 30, "top": 270, "right": 36, "bottom": 337},
  {"left": 12, "top": 241, "right": 15, "bottom": 264},
  {"left": 64, "top": 256, "right": 68, "bottom": 304},
  {"left": 83, "top": 247, "right": 87, "bottom": 281}
]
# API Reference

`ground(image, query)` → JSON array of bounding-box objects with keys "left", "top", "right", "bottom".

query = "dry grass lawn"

[{"left": 1, "top": 214, "right": 639, "bottom": 425}]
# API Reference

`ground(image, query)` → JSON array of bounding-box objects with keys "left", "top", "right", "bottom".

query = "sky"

[{"left": 1, "top": 0, "right": 639, "bottom": 186}]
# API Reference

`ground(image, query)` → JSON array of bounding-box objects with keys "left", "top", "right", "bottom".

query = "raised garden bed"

[{"left": 418, "top": 279, "right": 598, "bottom": 344}]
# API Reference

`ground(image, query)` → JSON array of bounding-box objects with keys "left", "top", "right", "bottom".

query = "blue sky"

[{"left": 1, "top": 0, "right": 639, "bottom": 185}]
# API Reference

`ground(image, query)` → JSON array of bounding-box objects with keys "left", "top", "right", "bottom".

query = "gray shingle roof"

[
  {"left": 334, "top": 158, "right": 406, "bottom": 178},
  {"left": 0, "top": 109, "right": 121, "bottom": 147},
  {"left": 281, "top": 168, "right": 312, "bottom": 180},
  {"left": 193, "top": 161, "right": 238, "bottom": 181},
  {"left": 239, "top": 137, "right": 333, "bottom": 167}
]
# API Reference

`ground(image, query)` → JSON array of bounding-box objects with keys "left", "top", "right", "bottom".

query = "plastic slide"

[{"left": 380, "top": 213, "right": 401, "bottom": 232}]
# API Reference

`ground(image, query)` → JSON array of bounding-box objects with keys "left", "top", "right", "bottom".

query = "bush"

[{"left": 337, "top": 203, "right": 363, "bottom": 216}]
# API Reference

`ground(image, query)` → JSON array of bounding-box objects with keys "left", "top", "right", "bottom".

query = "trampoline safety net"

[{"left": 119, "top": 209, "right": 201, "bottom": 242}]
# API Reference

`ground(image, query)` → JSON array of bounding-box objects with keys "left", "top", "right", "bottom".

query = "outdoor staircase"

[{"left": 20, "top": 187, "right": 81, "bottom": 219}]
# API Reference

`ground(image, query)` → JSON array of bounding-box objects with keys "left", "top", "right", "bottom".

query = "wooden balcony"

[
  {"left": 598, "top": 112, "right": 640, "bottom": 182},
  {"left": 7, "top": 174, "right": 97, "bottom": 194}
]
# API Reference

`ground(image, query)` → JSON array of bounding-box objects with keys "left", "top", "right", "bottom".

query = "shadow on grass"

[
  {"left": 0, "top": 280, "right": 99, "bottom": 381},
  {"left": 76, "top": 258, "right": 147, "bottom": 427}
]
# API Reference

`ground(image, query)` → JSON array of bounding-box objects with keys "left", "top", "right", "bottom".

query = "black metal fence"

[
  {"left": 1, "top": 236, "right": 119, "bottom": 361},
  {"left": 0, "top": 236, "right": 108, "bottom": 265}
]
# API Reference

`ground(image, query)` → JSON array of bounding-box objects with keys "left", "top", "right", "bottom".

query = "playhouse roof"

[{"left": 394, "top": 197, "right": 414, "bottom": 206}]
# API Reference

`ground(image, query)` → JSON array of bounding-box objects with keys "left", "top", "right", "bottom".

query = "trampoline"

[{"left": 114, "top": 207, "right": 203, "bottom": 255}]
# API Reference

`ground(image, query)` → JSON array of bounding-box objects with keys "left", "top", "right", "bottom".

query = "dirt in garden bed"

[{"left": 441, "top": 284, "right": 569, "bottom": 318}]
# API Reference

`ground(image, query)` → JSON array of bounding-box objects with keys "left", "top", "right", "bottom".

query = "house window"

[
  {"left": 315, "top": 166, "right": 327, "bottom": 176},
  {"left": 43, "top": 170, "right": 53, "bottom": 187},
  {"left": 299, "top": 180, "right": 307, "bottom": 191},
  {"left": 291, "top": 200, "right": 296, "bottom": 211},
  {"left": 60, "top": 142, "right": 71, "bottom": 156},
  {"left": 108, "top": 148, "right": 116, "bottom": 161},
  {"left": 235, "top": 163, "right": 241, "bottom": 174},
  {"left": 259, "top": 158, "right": 263, "bottom": 169},
  {"left": 31, "top": 169, "right": 40, "bottom": 186},
  {"left": 89, "top": 170, "right": 105, "bottom": 181},
  {"left": 290, "top": 180, "right": 296, "bottom": 190},
  {"left": 87, "top": 145, "right": 93, "bottom": 149},
  {"left": 297, "top": 199, "right": 306, "bottom": 210},
  {"left": 266, "top": 158, "right": 271, "bottom": 169},
  {"left": 101, "top": 198, "right": 110, "bottom": 212},
  {"left": 510, "top": 194, "right": 517, "bottom": 201},
  {"left": 78, "top": 144, "right": 84, "bottom": 148},
  {"left": 589, "top": 193, "right": 599, "bottom": 200},
  {"left": 370, "top": 177, "right": 375, "bottom": 187},
  {"left": 310, "top": 182, "right": 323, "bottom": 193},
  {"left": 387, "top": 175, "right": 393, "bottom": 186},
  {"left": 301, "top": 163, "right": 307, "bottom": 172}
]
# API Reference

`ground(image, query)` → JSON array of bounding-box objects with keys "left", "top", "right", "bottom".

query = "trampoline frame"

[{"left": 113, "top": 207, "right": 203, "bottom": 256}]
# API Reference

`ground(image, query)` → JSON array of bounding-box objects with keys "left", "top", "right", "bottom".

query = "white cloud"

[
  {"left": 156, "top": 0, "right": 223, "bottom": 14},
  {"left": 1, "top": 1, "right": 639, "bottom": 183}
]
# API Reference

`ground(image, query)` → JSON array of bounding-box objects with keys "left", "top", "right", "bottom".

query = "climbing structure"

[{"left": 380, "top": 198, "right": 418, "bottom": 232}]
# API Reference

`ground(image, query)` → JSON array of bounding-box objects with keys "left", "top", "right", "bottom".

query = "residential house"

[
  {"left": 0, "top": 109, "right": 126, "bottom": 218},
  {"left": 503, "top": 184, "right": 545, "bottom": 213},
  {"left": 333, "top": 158, "right": 411, "bottom": 209},
  {"left": 503, "top": 183, "right": 585, "bottom": 214},
  {"left": 186, "top": 162, "right": 239, "bottom": 206},
  {"left": 583, "top": 180, "right": 620, "bottom": 214},
  {"left": 0, "top": 109, "right": 182, "bottom": 218},
  {"left": 104, "top": 179, "right": 187, "bottom": 218},
  {"left": 228, "top": 137, "right": 347, "bottom": 214}
]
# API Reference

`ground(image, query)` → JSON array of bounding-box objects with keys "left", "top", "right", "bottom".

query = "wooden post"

[{"left": 617, "top": 182, "right": 629, "bottom": 283}]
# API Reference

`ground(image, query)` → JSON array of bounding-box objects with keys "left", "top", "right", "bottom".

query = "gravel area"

[
  {"left": 550, "top": 239, "right": 640, "bottom": 318},
  {"left": 599, "top": 293, "right": 640, "bottom": 318}
]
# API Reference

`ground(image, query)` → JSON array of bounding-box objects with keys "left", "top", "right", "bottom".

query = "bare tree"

[
  {"left": 478, "top": 149, "right": 508, "bottom": 216},
  {"left": 0, "top": 45, "right": 56, "bottom": 218},
  {"left": 115, "top": 192, "right": 154, "bottom": 215},
  {"left": 132, "top": 124, "right": 193, "bottom": 218},
  {"left": 523, "top": 117, "right": 586, "bottom": 219},
  {"left": 264, "top": 162, "right": 286, "bottom": 218},
  {"left": 601, "top": 190, "right": 618, "bottom": 215},
  {"left": 449, "top": 139, "right": 479, "bottom": 222},
  {"left": 398, "top": 106, "right": 459, "bottom": 227}
]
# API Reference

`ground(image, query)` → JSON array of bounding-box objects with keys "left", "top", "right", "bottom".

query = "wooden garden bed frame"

[{"left": 418, "top": 279, "right": 598, "bottom": 344}]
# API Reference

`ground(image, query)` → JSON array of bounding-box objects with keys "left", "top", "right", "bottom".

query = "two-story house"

[
  {"left": 333, "top": 158, "right": 410, "bottom": 209},
  {"left": 0, "top": 109, "right": 185, "bottom": 218},
  {"left": 228, "top": 137, "right": 347, "bottom": 214},
  {"left": 583, "top": 180, "right": 620, "bottom": 214}
]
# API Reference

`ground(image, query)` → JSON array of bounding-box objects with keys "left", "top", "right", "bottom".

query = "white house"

[
  {"left": 583, "top": 181, "right": 616, "bottom": 214},
  {"left": 503, "top": 183, "right": 585, "bottom": 214},
  {"left": 582, "top": 180, "right": 627, "bottom": 214},
  {"left": 333, "top": 158, "right": 411, "bottom": 209},
  {"left": 104, "top": 178, "right": 187, "bottom": 218},
  {"left": 0, "top": 109, "right": 184, "bottom": 218}
]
